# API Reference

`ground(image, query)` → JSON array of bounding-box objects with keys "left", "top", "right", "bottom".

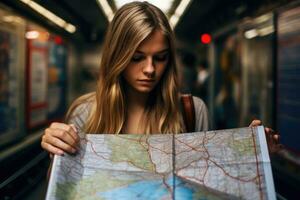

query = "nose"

[{"left": 142, "top": 57, "right": 155, "bottom": 77}]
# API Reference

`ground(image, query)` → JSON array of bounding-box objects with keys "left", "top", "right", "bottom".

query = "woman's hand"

[
  {"left": 41, "top": 122, "right": 80, "bottom": 157},
  {"left": 249, "top": 120, "right": 282, "bottom": 154}
]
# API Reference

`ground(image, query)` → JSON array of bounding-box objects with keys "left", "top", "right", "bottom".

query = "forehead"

[{"left": 136, "top": 30, "right": 169, "bottom": 54}]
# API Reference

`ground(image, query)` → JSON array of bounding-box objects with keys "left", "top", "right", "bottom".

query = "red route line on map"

[
  {"left": 174, "top": 130, "right": 261, "bottom": 191},
  {"left": 174, "top": 131, "right": 211, "bottom": 184},
  {"left": 174, "top": 132, "right": 211, "bottom": 155},
  {"left": 79, "top": 135, "right": 174, "bottom": 198},
  {"left": 60, "top": 136, "right": 110, "bottom": 177},
  {"left": 60, "top": 130, "right": 262, "bottom": 198},
  {"left": 109, "top": 135, "right": 172, "bottom": 170},
  {"left": 115, "top": 135, "right": 174, "bottom": 198},
  {"left": 60, "top": 134, "right": 171, "bottom": 194},
  {"left": 60, "top": 140, "right": 85, "bottom": 177},
  {"left": 116, "top": 135, "right": 173, "bottom": 155},
  {"left": 174, "top": 131, "right": 210, "bottom": 184}
]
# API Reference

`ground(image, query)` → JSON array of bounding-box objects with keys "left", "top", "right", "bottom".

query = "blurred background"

[{"left": 0, "top": 0, "right": 299, "bottom": 199}]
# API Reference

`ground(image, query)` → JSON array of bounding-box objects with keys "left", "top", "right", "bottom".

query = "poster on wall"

[
  {"left": 277, "top": 6, "right": 300, "bottom": 152},
  {"left": 47, "top": 36, "right": 67, "bottom": 121},
  {"left": 26, "top": 26, "right": 68, "bottom": 128},
  {"left": 0, "top": 8, "right": 26, "bottom": 146},
  {"left": 26, "top": 27, "right": 48, "bottom": 129},
  {"left": 0, "top": 30, "right": 18, "bottom": 135}
]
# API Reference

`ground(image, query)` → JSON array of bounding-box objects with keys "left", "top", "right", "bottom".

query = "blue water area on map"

[{"left": 97, "top": 176, "right": 197, "bottom": 200}]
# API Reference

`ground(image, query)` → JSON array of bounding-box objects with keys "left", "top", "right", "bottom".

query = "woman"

[{"left": 41, "top": 1, "right": 279, "bottom": 156}]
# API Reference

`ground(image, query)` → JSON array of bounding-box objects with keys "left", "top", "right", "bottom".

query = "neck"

[
  {"left": 126, "top": 87, "right": 149, "bottom": 112},
  {"left": 124, "top": 87, "right": 149, "bottom": 134}
]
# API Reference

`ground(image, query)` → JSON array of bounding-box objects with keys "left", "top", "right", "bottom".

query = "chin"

[
  {"left": 137, "top": 88, "right": 153, "bottom": 93},
  {"left": 135, "top": 86, "right": 154, "bottom": 93}
]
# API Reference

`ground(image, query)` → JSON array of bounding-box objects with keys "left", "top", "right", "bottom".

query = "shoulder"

[
  {"left": 73, "top": 93, "right": 95, "bottom": 113},
  {"left": 66, "top": 92, "right": 95, "bottom": 125},
  {"left": 70, "top": 93, "right": 95, "bottom": 114},
  {"left": 192, "top": 96, "right": 206, "bottom": 110},
  {"left": 192, "top": 96, "right": 209, "bottom": 131}
]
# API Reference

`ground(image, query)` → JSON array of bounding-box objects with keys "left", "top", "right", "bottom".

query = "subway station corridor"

[{"left": 1, "top": 0, "right": 300, "bottom": 199}]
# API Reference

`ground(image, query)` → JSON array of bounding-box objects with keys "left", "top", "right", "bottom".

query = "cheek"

[
  {"left": 123, "top": 64, "right": 139, "bottom": 81},
  {"left": 156, "top": 63, "right": 168, "bottom": 78}
]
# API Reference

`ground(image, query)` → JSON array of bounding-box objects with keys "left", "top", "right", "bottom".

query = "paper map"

[{"left": 46, "top": 126, "right": 276, "bottom": 200}]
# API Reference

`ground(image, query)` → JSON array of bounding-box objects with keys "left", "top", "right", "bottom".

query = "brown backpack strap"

[{"left": 181, "top": 94, "right": 195, "bottom": 132}]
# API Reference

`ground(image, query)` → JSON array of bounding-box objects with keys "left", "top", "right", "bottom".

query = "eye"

[
  {"left": 154, "top": 53, "right": 169, "bottom": 62},
  {"left": 131, "top": 55, "right": 144, "bottom": 62}
]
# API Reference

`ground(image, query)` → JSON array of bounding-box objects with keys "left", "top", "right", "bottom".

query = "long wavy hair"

[{"left": 66, "top": 1, "right": 184, "bottom": 134}]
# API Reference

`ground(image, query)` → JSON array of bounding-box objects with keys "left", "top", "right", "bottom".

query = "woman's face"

[{"left": 123, "top": 29, "right": 169, "bottom": 94}]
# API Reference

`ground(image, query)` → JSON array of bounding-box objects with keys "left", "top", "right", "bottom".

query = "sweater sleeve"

[
  {"left": 67, "top": 102, "right": 91, "bottom": 132},
  {"left": 193, "top": 96, "right": 209, "bottom": 132}
]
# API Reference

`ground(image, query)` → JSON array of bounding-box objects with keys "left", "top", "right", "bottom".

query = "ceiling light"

[
  {"left": 254, "top": 13, "right": 272, "bottom": 24},
  {"left": 19, "top": 0, "right": 76, "bottom": 33},
  {"left": 99, "top": 0, "right": 190, "bottom": 29},
  {"left": 114, "top": 0, "right": 174, "bottom": 14},
  {"left": 2, "top": 15, "right": 24, "bottom": 24},
  {"left": 25, "top": 30, "right": 39, "bottom": 39},
  {"left": 169, "top": 0, "right": 192, "bottom": 28},
  {"left": 258, "top": 25, "right": 274, "bottom": 36},
  {"left": 244, "top": 29, "right": 258, "bottom": 39},
  {"left": 3, "top": 15, "right": 15, "bottom": 23},
  {"left": 96, "top": 0, "right": 114, "bottom": 22},
  {"left": 64, "top": 24, "right": 76, "bottom": 33}
]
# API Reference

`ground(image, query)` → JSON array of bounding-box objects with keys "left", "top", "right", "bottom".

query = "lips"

[
  {"left": 137, "top": 79, "right": 155, "bottom": 86},
  {"left": 138, "top": 79, "right": 155, "bottom": 82}
]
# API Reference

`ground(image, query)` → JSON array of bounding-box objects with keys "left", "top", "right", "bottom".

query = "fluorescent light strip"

[
  {"left": 244, "top": 25, "right": 274, "bottom": 39},
  {"left": 99, "top": 0, "right": 190, "bottom": 29},
  {"left": 114, "top": 0, "right": 173, "bottom": 14},
  {"left": 19, "top": 0, "right": 76, "bottom": 33},
  {"left": 259, "top": 25, "right": 274, "bottom": 36},
  {"left": 3, "top": 15, "right": 24, "bottom": 24},
  {"left": 244, "top": 29, "right": 258, "bottom": 39},
  {"left": 96, "top": 0, "right": 114, "bottom": 22},
  {"left": 169, "top": 0, "right": 192, "bottom": 29}
]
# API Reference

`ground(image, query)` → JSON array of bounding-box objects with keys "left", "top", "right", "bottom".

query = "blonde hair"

[{"left": 66, "top": 1, "right": 184, "bottom": 134}]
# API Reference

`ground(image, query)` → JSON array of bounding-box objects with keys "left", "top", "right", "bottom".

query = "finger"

[
  {"left": 265, "top": 127, "right": 270, "bottom": 134},
  {"left": 249, "top": 120, "right": 262, "bottom": 127},
  {"left": 267, "top": 132, "right": 273, "bottom": 150},
  {"left": 45, "top": 136, "right": 77, "bottom": 154},
  {"left": 69, "top": 124, "right": 77, "bottom": 132},
  {"left": 265, "top": 130, "right": 274, "bottom": 152},
  {"left": 50, "top": 123, "right": 80, "bottom": 143},
  {"left": 273, "top": 135, "right": 280, "bottom": 144},
  {"left": 69, "top": 124, "right": 80, "bottom": 142},
  {"left": 265, "top": 127, "right": 276, "bottom": 136},
  {"left": 265, "top": 128, "right": 274, "bottom": 140},
  {"left": 41, "top": 141, "right": 64, "bottom": 155},
  {"left": 50, "top": 128, "right": 79, "bottom": 149},
  {"left": 62, "top": 124, "right": 80, "bottom": 143}
]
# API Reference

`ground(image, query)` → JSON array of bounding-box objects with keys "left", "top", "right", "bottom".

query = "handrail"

[{"left": 0, "top": 131, "right": 44, "bottom": 163}]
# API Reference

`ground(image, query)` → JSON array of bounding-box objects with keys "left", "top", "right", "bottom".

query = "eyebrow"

[{"left": 135, "top": 48, "right": 169, "bottom": 54}]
